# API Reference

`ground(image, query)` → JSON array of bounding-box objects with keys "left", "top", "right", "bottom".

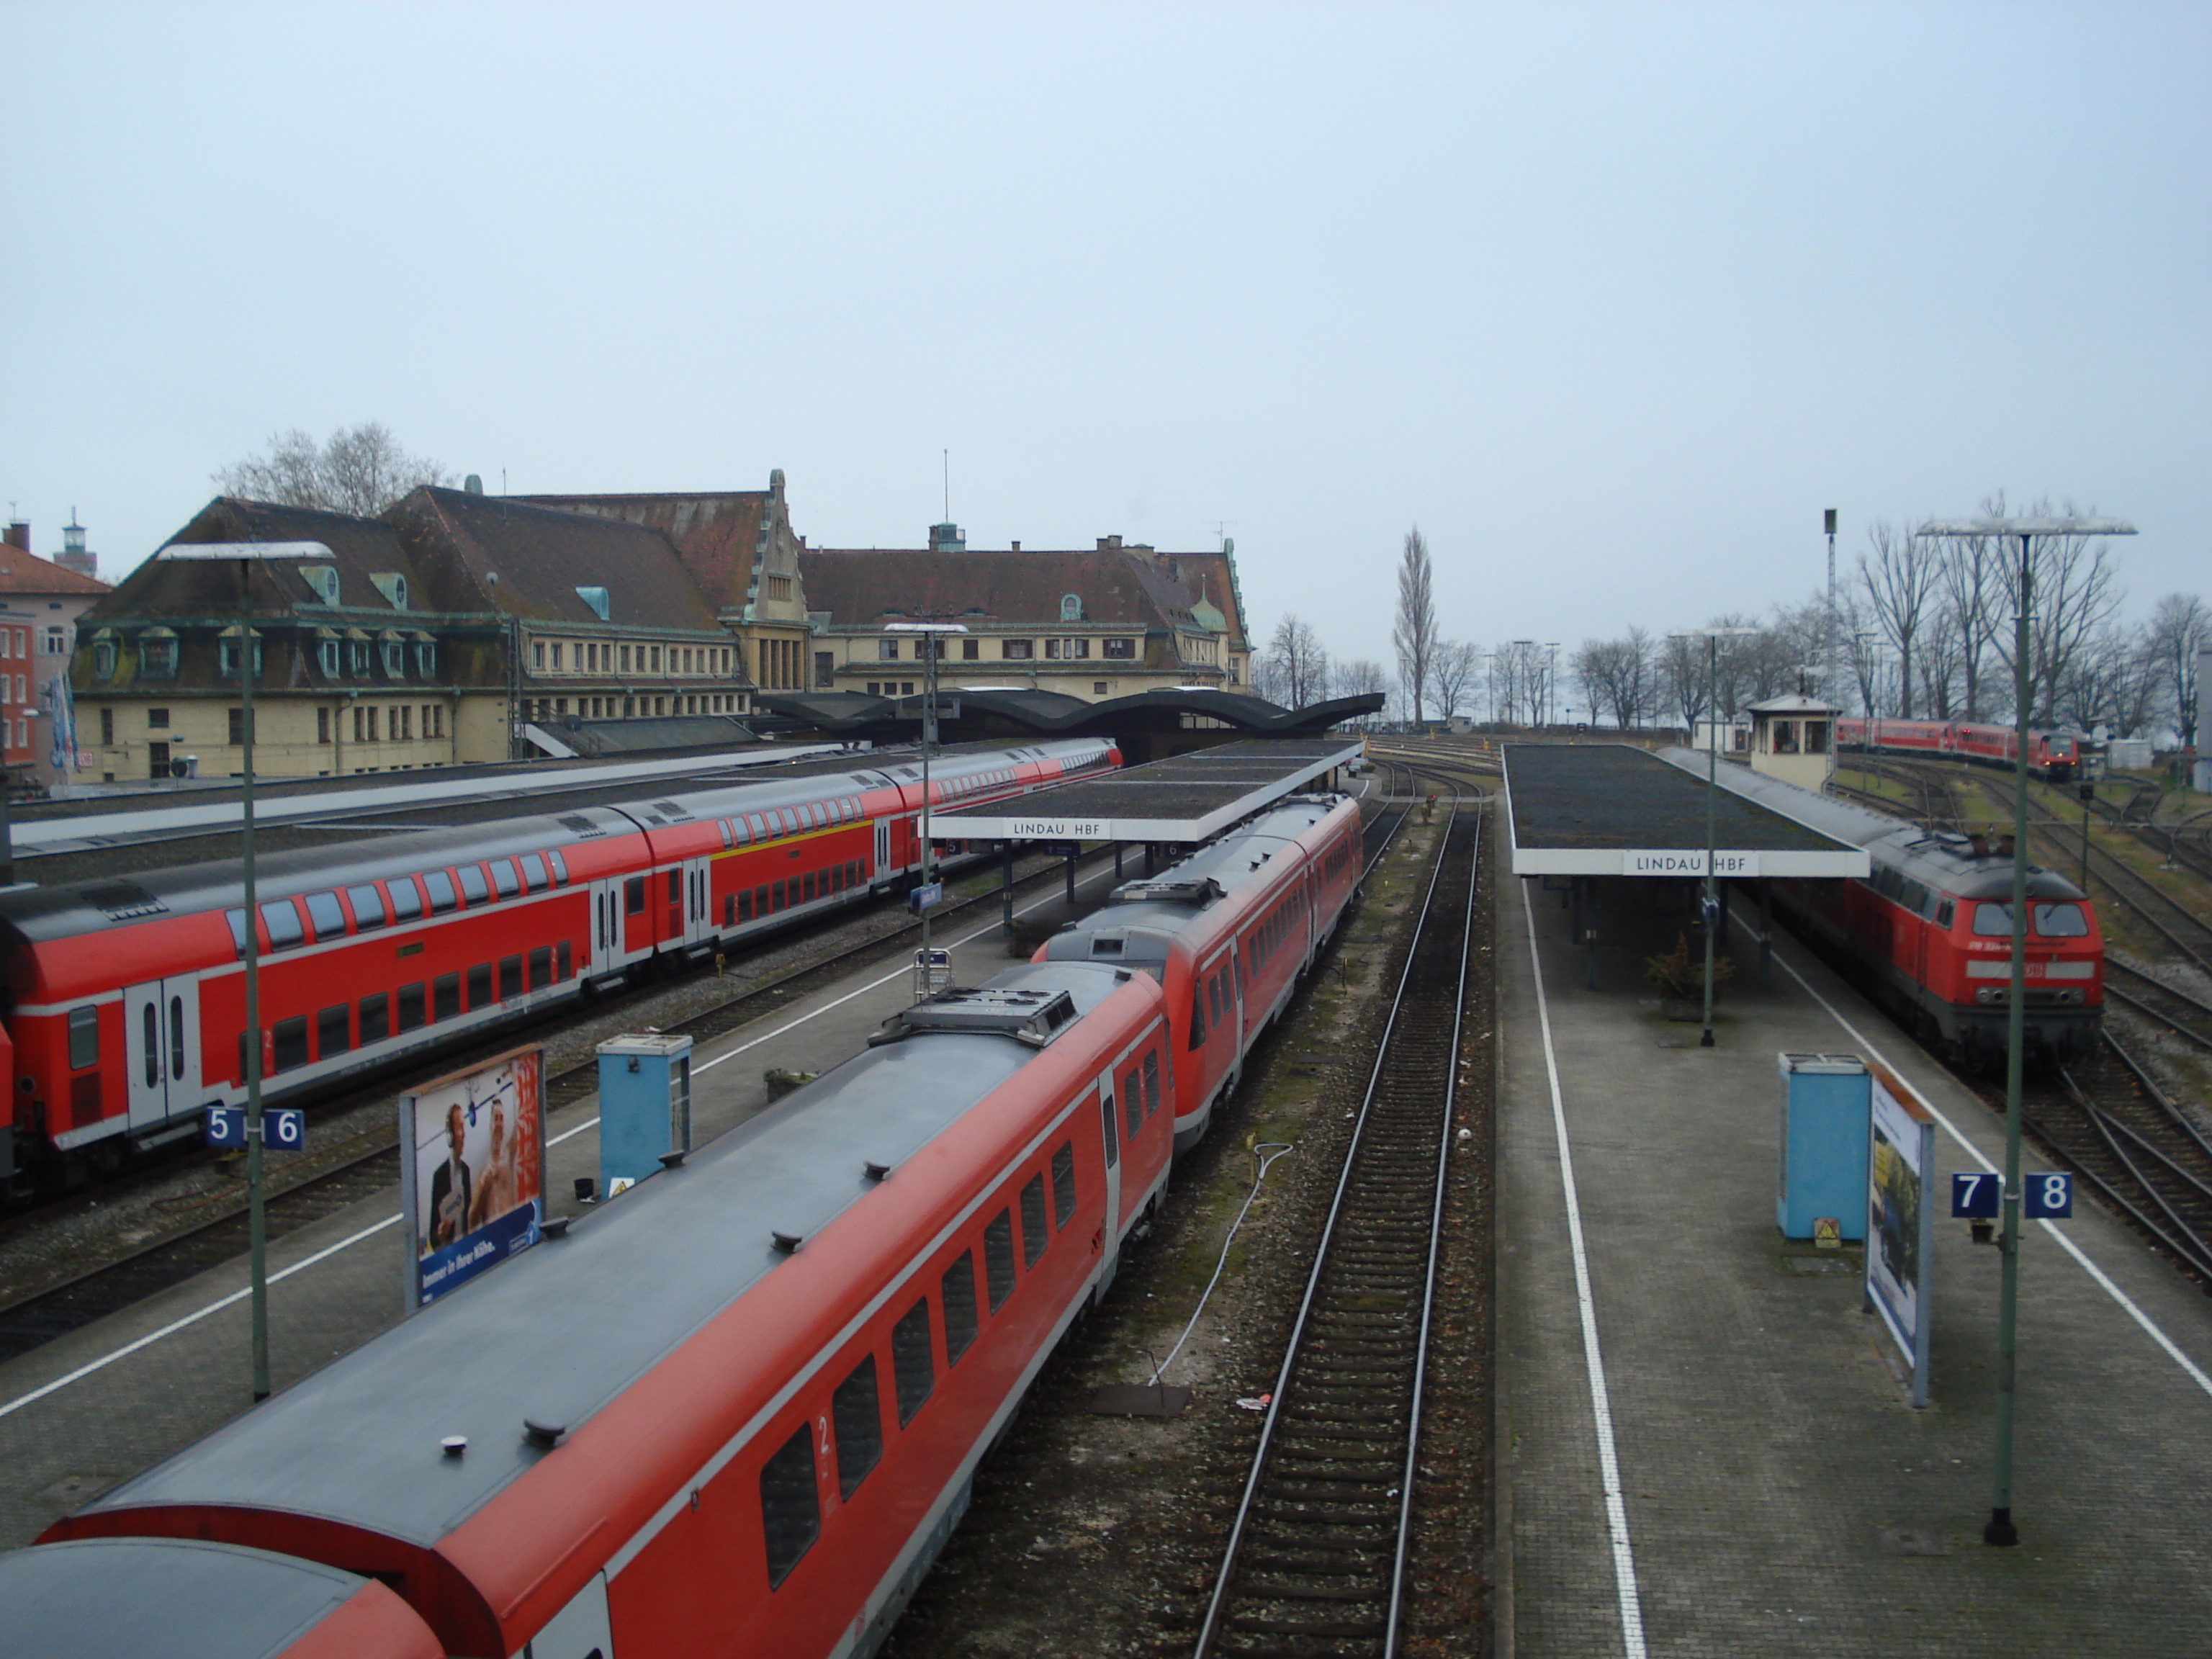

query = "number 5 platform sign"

[
  {"left": 1865, "top": 1061, "right": 1936, "bottom": 1408},
  {"left": 398, "top": 1046, "right": 547, "bottom": 1311}
]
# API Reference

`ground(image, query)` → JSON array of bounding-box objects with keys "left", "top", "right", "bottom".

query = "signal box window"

[
  {"left": 832, "top": 1356, "right": 883, "bottom": 1499},
  {"left": 984, "top": 1209, "right": 1017, "bottom": 1310},
  {"left": 1020, "top": 1175, "right": 1048, "bottom": 1268},
  {"left": 941, "top": 1252, "right": 979, "bottom": 1364},
  {"left": 891, "top": 1298, "right": 935, "bottom": 1425},
  {"left": 1051, "top": 1143, "right": 1077, "bottom": 1228},
  {"left": 758, "top": 1425, "right": 819, "bottom": 1588}
]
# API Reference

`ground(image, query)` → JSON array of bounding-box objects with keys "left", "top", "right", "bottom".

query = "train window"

[
  {"left": 666, "top": 870, "right": 680, "bottom": 904},
  {"left": 718, "top": 819, "right": 734, "bottom": 850},
  {"left": 941, "top": 1253, "right": 979, "bottom": 1364},
  {"left": 802, "top": 871, "right": 816, "bottom": 904},
  {"left": 271, "top": 1017, "right": 308, "bottom": 1073},
  {"left": 749, "top": 814, "right": 768, "bottom": 840},
  {"left": 521, "top": 853, "right": 549, "bottom": 891},
  {"left": 2033, "top": 902, "right": 2089, "bottom": 938},
  {"left": 557, "top": 940, "right": 572, "bottom": 980},
  {"left": 1187, "top": 986, "right": 1207, "bottom": 1050},
  {"left": 467, "top": 963, "right": 492, "bottom": 1010},
  {"left": 1972, "top": 903, "right": 2013, "bottom": 937},
  {"left": 1207, "top": 976, "right": 1222, "bottom": 1025},
  {"left": 529, "top": 946, "right": 552, "bottom": 989},
  {"left": 773, "top": 880, "right": 786, "bottom": 912},
  {"left": 433, "top": 973, "right": 461, "bottom": 1022},
  {"left": 397, "top": 984, "right": 426, "bottom": 1032},
  {"left": 387, "top": 878, "right": 425, "bottom": 924},
  {"left": 984, "top": 1210, "right": 1017, "bottom": 1309},
  {"left": 737, "top": 891, "right": 753, "bottom": 923},
  {"left": 318, "top": 1003, "right": 350, "bottom": 1058},
  {"left": 1936, "top": 901, "right": 1955, "bottom": 930},
  {"left": 304, "top": 891, "right": 345, "bottom": 940},
  {"left": 141, "top": 1004, "right": 157, "bottom": 1087},
  {"left": 457, "top": 865, "right": 490, "bottom": 906},
  {"left": 226, "top": 909, "right": 248, "bottom": 958},
  {"left": 547, "top": 850, "right": 569, "bottom": 886},
  {"left": 359, "top": 993, "right": 390, "bottom": 1045},
  {"left": 1020, "top": 1177, "right": 1048, "bottom": 1268},
  {"left": 499, "top": 956, "right": 522, "bottom": 999},
  {"left": 831, "top": 1356, "right": 883, "bottom": 1499},
  {"left": 423, "top": 871, "right": 459, "bottom": 915},
  {"left": 1101, "top": 1087, "right": 1119, "bottom": 1166},
  {"left": 346, "top": 884, "right": 387, "bottom": 930},
  {"left": 1123, "top": 1069, "right": 1143, "bottom": 1140},
  {"left": 891, "top": 1298, "right": 935, "bottom": 1426},
  {"left": 757, "top": 1424, "right": 819, "bottom": 1589},
  {"left": 261, "top": 900, "right": 305, "bottom": 951},
  {"left": 1051, "top": 1143, "right": 1076, "bottom": 1230},
  {"left": 169, "top": 997, "right": 185, "bottom": 1080},
  {"left": 624, "top": 877, "right": 646, "bottom": 915},
  {"left": 1143, "top": 1051, "right": 1161, "bottom": 1117},
  {"left": 491, "top": 860, "right": 520, "bottom": 899}
]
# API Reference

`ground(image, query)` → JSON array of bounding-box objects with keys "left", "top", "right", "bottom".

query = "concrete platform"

[
  {"left": 0, "top": 858, "right": 1131, "bottom": 1551},
  {"left": 1498, "top": 873, "right": 2212, "bottom": 1656}
]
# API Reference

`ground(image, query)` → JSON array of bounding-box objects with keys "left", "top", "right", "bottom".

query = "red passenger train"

[
  {"left": 29, "top": 791, "right": 1368, "bottom": 1659},
  {"left": 1835, "top": 716, "right": 2081, "bottom": 781},
  {"left": 0, "top": 739, "right": 1117, "bottom": 1190}
]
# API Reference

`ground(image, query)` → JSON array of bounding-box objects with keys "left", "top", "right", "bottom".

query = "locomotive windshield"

[
  {"left": 1972, "top": 903, "right": 2012, "bottom": 937},
  {"left": 2031, "top": 902, "right": 2090, "bottom": 938}
]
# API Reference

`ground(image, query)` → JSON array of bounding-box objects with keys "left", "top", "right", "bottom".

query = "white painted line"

[
  {"left": 0, "top": 860, "right": 1121, "bottom": 1417},
  {"left": 1519, "top": 879, "right": 1648, "bottom": 1659},
  {"left": 1766, "top": 945, "right": 2212, "bottom": 1401},
  {"left": 0, "top": 1214, "right": 403, "bottom": 1421}
]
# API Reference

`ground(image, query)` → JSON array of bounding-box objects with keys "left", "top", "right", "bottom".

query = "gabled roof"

[
  {"left": 81, "top": 498, "right": 423, "bottom": 624},
  {"left": 391, "top": 487, "right": 724, "bottom": 633},
  {"left": 518, "top": 489, "right": 774, "bottom": 609},
  {"left": 0, "top": 542, "right": 110, "bottom": 596}
]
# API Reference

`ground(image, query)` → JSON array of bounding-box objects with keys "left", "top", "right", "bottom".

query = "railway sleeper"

[
  {"left": 1229, "top": 1612, "right": 1387, "bottom": 1639},
  {"left": 1241, "top": 1580, "right": 1388, "bottom": 1603}
]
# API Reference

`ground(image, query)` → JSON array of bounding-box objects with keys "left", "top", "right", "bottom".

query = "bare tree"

[
  {"left": 1982, "top": 498, "right": 2128, "bottom": 722},
  {"left": 215, "top": 421, "right": 452, "bottom": 515},
  {"left": 1573, "top": 634, "right": 1653, "bottom": 730},
  {"left": 1336, "top": 657, "right": 1393, "bottom": 705},
  {"left": 1391, "top": 527, "right": 1439, "bottom": 724},
  {"left": 1932, "top": 522, "right": 2002, "bottom": 719},
  {"left": 1266, "top": 614, "right": 1331, "bottom": 709},
  {"left": 2145, "top": 593, "right": 2209, "bottom": 744},
  {"left": 1858, "top": 521, "right": 1943, "bottom": 717},
  {"left": 1429, "top": 639, "right": 1480, "bottom": 721}
]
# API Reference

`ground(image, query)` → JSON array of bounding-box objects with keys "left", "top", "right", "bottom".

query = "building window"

[
  {"left": 1046, "top": 638, "right": 1089, "bottom": 660},
  {"left": 348, "top": 639, "right": 369, "bottom": 678},
  {"left": 878, "top": 638, "right": 900, "bottom": 660},
  {"left": 382, "top": 635, "right": 405, "bottom": 677},
  {"left": 141, "top": 632, "right": 179, "bottom": 676},
  {"left": 220, "top": 634, "right": 266, "bottom": 678},
  {"left": 318, "top": 708, "right": 331, "bottom": 744},
  {"left": 766, "top": 574, "right": 791, "bottom": 601},
  {"left": 228, "top": 707, "right": 248, "bottom": 745},
  {"left": 43, "top": 626, "right": 64, "bottom": 655},
  {"left": 92, "top": 636, "right": 118, "bottom": 678},
  {"left": 651, "top": 645, "right": 662, "bottom": 672},
  {"left": 1060, "top": 593, "right": 1083, "bottom": 621},
  {"left": 619, "top": 643, "right": 631, "bottom": 672},
  {"left": 1001, "top": 639, "right": 1032, "bottom": 660},
  {"left": 100, "top": 707, "right": 114, "bottom": 746},
  {"left": 415, "top": 639, "right": 436, "bottom": 678},
  {"left": 551, "top": 642, "right": 564, "bottom": 670},
  {"left": 147, "top": 708, "right": 168, "bottom": 729},
  {"left": 961, "top": 639, "right": 979, "bottom": 660},
  {"left": 814, "top": 651, "right": 834, "bottom": 687},
  {"left": 533, "top": 640, "right": 546, "bottom": 670},
  {"left": 1103, "top": 637, "right": 1136, "bottom": 659},
  {"left": 318, "top": 637, "right": 339, "bottom": 678},
  {"left": 1094, "top": 682, "right": 1109, "bottom": 695}
]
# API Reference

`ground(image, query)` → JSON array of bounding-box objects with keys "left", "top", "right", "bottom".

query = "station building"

[{"left": 0, "top": 520, "right": 110, "bottom": 793}]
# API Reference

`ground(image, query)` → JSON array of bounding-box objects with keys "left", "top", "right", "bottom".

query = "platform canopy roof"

[
  {"left": 1504, "top": 743, "right": 1871, "bottom": 878},
  {"left": 933, "top": 736, "right": 1363, "bottom": 845}
]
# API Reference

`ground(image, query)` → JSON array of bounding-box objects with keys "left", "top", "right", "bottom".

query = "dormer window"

[
  {"left": 140, "top": 627, "right": 179, "bottom": 677},
  {"left": 369, "top": 572, "right": 408, "bottom": 610},
  {"left": 413, "top": 633, "right": 438, "bottom": 678},
  {"left": 380, "top": 630, "right": 406, "bottom": 678},
  {"left": 91, "top": 629, "right": 119, "bottom": 678},
  {"left": 1060, "top": 593, "right": 1084, "bottom": 622},
  {"left": 218, "top": 626, "right": 264, "bottom": 679},
  {"left": 301, "top": 565, "right": 341, "bottom": 605},
  {"left": 575, "top": 585, "right": 611, "bottom": 621},
  {"left": 346, "top": 631, "right": 370, "bottom": 678},
  {"left": 316, "top": 629, "right": 340, "bottom": 679}
]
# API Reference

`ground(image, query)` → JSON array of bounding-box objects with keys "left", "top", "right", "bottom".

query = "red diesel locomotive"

[
  {"left": 0, "top": 739, "right": 1117, "bottom": 1189},
  {"left": 32, "top": 791, "right": 1368, "bottom": 1659},
  {"left": 1835, "top": 716, "right": 2081, "bottom": 781}
]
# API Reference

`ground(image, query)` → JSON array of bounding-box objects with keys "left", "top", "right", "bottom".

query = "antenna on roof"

[{"left": 943, "top": 449, "right": 950, "bottom": 523}]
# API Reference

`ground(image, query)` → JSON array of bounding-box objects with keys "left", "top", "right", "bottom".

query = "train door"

[
  {"left": 1097, "top": 1067, "right": 1122, "bottom": 1289},
  {"left": 682, "top": 856, "right": 712, "bottom": 945},
  {"left": 874, "top": 816, "right": 894, "bottom": 883},
  {"left": 123, "top": 978, "right": 202, "bottom": 1132},
  {"left": 588, "top": 878, "right": 626, "bottom": 979}
]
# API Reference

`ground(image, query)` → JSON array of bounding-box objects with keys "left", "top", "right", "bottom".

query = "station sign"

[
  {"left": 909, "top": 881, "right": 943, "bottom": 912},
  {"left": 204, "top": 1105, "right": 305, "bottom": 1151},
  {"left": 1625, "top": 849, "right": 1762, "bottom": 877},
  {"left": 1948, "top": 1170, "right": 2072, "bottom": 1219},
  {"left": 1006, "top": 819, "right": 1108, "bottom": 840}
]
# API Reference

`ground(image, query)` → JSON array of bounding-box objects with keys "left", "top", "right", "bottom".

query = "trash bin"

[
  {"left": 598, "top": 1033, "right": 693, "bottom": 1194},
  {"left": 1776, "top": 1052, "right": 1869, "bottom": 1241}
]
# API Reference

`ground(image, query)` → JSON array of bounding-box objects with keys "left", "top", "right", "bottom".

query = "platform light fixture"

[
  {"left": 1912, "top": 513, "right": 2134, "bottom": 1550},
  {"left": 884, "top": 620, "right": 969, "bottom": 999},
  {"left": 154, "top": 537, "right": 336, "bottom": 1402},
  {"left": 1668, "top": 627, "right": 1757, "bottom": 1048}
]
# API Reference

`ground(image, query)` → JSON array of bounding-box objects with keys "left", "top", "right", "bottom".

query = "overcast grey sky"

[{"left": 4, "top": 1, "right": 2205, "bottom": 672}]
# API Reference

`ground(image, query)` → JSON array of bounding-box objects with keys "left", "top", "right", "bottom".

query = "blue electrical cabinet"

[
  {"left": 598, "top": 1033, "right": 694, "bottom": 1195},
  {"left": 1776, "top": 1052, "right": 1870, "bottom": 1241}
]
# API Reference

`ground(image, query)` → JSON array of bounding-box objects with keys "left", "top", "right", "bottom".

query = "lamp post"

[
  {"left": 883, "top": 619, "right": 968, "bottom": 999},
  {"left": 1915, "top": 515, "right": 2135, "bottom": 1549},
  {"left": 156, "top": 537, "right": 333, "bottom": 1401},
  {"left": 1671, "top": 628, "right": 1756, "bottom": 1048},
  {"left": 1545, "top": 643, "right": 1561, "bottom": 728}
]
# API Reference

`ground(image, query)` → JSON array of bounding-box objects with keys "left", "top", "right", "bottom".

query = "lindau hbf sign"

[{"left": 1626, "top": 849, "right": 1761, "bottom": 877}]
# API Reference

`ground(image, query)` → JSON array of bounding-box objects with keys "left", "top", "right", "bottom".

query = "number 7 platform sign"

[{"left": 1950, "top": 1171, "right": 2072, "bottom": 1219}]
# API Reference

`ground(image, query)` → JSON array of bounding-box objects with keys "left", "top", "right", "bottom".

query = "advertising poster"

[
  {"left": 399, "top": 1046, "right": 546, "bottom": 1310},
  {"left": 1864, "top": 1062, "right": 1935, "bottom": 1406}
]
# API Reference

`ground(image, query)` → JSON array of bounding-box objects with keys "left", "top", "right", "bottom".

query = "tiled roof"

[
  {"left": 801, "top": 547, "right": 1199, "bottom": 634},
  {"left": 392, "top": 488, "right": 726, "bottom": 633},
  {"left": 518, "top": 490, "right": 772, "bottom": 610},
  {"left": 82, "top": 498, "right": 422, "bottom": 623},
  {"left": 0, "top": 544, "right": 109, "bottom": 596}
]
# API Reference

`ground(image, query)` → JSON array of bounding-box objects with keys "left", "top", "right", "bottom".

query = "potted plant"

[{"left": 1645, "top": 930, "right": 1734, "bottom": 1021}]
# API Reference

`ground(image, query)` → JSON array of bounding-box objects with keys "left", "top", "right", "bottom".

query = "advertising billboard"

[
  {"left": 399, "top": 1046, "right": 546, "bottom": 1310},
  {"left": 1864, "top": 1061, "right": 1935, "bottom": 1407}
]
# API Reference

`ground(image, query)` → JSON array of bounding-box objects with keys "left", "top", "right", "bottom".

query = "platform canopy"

[
  {"left": 1504, "top": 743, "right": 1871, "bottom": 878},
  {"left": 933, "top": 736, "right": 1363, "bottom": 845}
]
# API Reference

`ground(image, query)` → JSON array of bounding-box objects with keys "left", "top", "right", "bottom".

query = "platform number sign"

[
  {"left": 204, "top": 1105, "right": 305, "bottom": 1151},
  {"left": 1949, "top": 1171, "right": 2072, "bottom": 1219}
]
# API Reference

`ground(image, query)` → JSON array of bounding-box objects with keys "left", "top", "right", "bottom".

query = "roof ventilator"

[
  {"left": 1108, "top": 876, "right": 1226, "bottom": 907},
  {"left": 863, "top": 1160, "right": 893, "bottom": 1182},
  {"left": 523, "top": 1418, "right": 567, "bottom": 1448},
  {"left": 771, "top": 1230, "right": 803, "bottom": 1254},
  {"left": 868, "top": 986, "right": 1079, "bottom": 1048},
  {"left": 81, "top": 881, "right": 169, "bottom": 921}
]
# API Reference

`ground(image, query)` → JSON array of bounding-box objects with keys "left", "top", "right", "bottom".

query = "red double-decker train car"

[
  {"left": 0, "top": 739, "right": 1117, "bottom": 1190},
  {"left": 1835, "top": 716, "right": 2080, "bottom": 781}
]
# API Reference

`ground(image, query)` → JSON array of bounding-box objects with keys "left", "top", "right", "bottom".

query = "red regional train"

[
  {"left": 0, "top": 738, "right": 1117, "bottom": 1192},
  {"left": 27, "top": 791, "right": 1367, "bottom": 1659},
  {"left": 1835, "top": 716, "right": 2081, "bottom": 781},
  {"left": 1691, "top": 757, "right": 2104, "bottom": 1059}
]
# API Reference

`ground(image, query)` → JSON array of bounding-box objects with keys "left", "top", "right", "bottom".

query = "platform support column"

[
  {"left": 1002, "top": 842, "right": 1015, "bottom": 931},
  {"left": 1581, "top": 879, "right": 1599, "bottom": 991},
  {"left": 1714, "top": 878, "right": 1731, "bottom": 947},
  {"left": 1758, "top": 881, "right": 1773, "bottom": 988}
]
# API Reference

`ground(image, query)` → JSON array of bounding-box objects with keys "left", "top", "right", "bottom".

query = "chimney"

[
  {"left": 1009, "top": 540, "right": 1020, "bottom": 554},
  {"left": 4, "top": 522, "right": 27, "bottom": 552},
  {"left": 1096, "top": 534, "right": 1123, "bottom": 552}
]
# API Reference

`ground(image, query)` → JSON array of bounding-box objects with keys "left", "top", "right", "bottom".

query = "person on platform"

[
  {"left": 427, "top": 1104, "right": 472, "bottom": 1251},
  {"left": 466, "top": 1103, "right": 518, "bottom": 1231}
]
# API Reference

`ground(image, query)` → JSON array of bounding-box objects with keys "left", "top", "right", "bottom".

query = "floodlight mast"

[
  {"left": 884, "top": 621, "right": 968, "bottom": 999},
  {"left": 1913, "top": 515, "right": 2135, "bottom": 1549},
  {"left": 1671, "top": 628, "right": 1757, "bottom": 1047}
]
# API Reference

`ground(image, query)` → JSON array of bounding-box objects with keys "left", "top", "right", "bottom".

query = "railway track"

[
  {"left": 2103, "top": 959, "right": 2212, "bottom": 1056},
  {"left": 1194, "top": 797, "right": 1480, "bottom": 1658}
]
